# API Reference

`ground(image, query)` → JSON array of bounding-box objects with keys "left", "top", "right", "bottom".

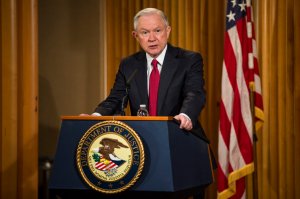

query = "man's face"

[{"left": 133, "top": 14, "right": 171, "bottom": 58}]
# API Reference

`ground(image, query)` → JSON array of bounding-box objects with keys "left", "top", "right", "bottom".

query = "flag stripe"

[
  {"left": 219, "top": 100, "right": 232, "bottom": 149},
  {"left": 228, "top": 127, "right": 246, "bottom": 170}
]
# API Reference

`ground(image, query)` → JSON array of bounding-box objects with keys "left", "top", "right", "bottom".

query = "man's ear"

[
  {"left": 166, "top": 26, "right": 171, "bottom": 38},
  {"left": 132, "top": 31, "right": 138, "bottom": 38}
]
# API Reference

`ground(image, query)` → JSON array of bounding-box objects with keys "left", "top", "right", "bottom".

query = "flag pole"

[{"left": 250, "top": 86, "right": 259, "bottom": 199}]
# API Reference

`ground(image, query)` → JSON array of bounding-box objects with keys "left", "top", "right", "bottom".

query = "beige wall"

[{"left": 38, "top": 0, "right": 103, "bottom": 158}]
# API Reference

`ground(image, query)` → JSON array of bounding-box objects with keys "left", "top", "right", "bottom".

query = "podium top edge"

[{"left": 61, "top": 116, "right": 173, "bottom": 121}]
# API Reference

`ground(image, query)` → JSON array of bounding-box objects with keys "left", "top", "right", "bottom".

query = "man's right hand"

[{"left": 79, "top": 113, "right": 90, "bottom": 116}]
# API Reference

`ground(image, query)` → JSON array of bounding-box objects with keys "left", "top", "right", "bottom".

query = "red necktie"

[{"left": 149, "top": 59, "right": 160, "bottom": 116}]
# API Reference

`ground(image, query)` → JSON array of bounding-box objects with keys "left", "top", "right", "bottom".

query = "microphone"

[{"left": 120, "top": 69, "right": 139, "bottom": 116}]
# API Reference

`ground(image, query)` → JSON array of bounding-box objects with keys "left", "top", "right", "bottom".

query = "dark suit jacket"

[{"left": 95, "top": 44, "right": 207, "bottom": 138}]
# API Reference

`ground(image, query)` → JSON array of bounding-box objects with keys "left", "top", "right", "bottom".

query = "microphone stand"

[
  {"left": 120, "top": 85, "right": 129, "bottom": 116},
  {"left": 120, "top": 68, "right": 138, "bottom": 116}
]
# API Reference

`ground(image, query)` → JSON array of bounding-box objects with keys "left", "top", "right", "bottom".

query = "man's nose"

[{"left": 148, "top": 31, "right": 156, "bottom": 41}]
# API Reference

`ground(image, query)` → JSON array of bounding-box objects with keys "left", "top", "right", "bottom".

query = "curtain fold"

[
  {"left": 0, "top": 0, "right": 38, "bottom": 198},
  {"left": 256, "top": 0, "right": 300, "bottom": 198}
]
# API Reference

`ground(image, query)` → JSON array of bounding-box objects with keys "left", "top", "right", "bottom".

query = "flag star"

[
  {"left": 239, "top": 2, "right": 246, "bottom": 11},
  {"left": 227, "top": 10, "right": 236, "bottom": 22},
  {"left": 231, "top": 0, "right": 236, "bottom": 7}
]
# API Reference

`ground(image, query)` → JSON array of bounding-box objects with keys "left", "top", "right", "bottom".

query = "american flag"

[{"left": 217, "top": 0, "right": 264, "bottom": 198}]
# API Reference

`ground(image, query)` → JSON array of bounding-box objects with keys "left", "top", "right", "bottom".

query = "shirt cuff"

[
  {"left": 179, "top": 113, "right": 191, "bottom": 121},
  {"left": 92, "top": 112, "right": 101, "bottom": 116}
]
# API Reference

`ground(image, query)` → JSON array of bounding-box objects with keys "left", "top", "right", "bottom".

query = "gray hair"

[{"left": 133, "top": 8, "right": 169, "bottom": 30}]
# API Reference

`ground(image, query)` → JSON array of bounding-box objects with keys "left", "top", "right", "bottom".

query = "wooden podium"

[{"left": 49, "top": 116, "right": 214, "bottom": 198}]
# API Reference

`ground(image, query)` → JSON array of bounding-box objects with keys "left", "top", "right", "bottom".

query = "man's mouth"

[{"left": 149, "top": 45, "right": 158, "bottom": 49}]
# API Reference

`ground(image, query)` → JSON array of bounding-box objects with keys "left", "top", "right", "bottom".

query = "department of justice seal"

[{"left": 76, "top": 120, "right": 145, "bottom": 194}]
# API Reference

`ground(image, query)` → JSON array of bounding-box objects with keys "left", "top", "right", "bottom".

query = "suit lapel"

[{"left": 157, "top": 45, "right": 180, "bottom": 115}]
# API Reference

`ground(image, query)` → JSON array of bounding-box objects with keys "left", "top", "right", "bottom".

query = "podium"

[{"left": 49, "top": 116, "right": 214, "bottom": 198}]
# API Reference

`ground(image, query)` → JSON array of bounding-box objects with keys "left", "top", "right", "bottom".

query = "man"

[{"left": 92, "top": 8, "right": 206, "bottom": 133}]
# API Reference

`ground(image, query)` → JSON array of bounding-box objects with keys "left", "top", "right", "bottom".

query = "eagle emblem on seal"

[{"left": 92, "top": 138, "right": 129, "bottom": 172}]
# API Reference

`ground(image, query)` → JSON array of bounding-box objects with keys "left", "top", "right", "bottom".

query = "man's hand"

[
  {"left": 79, "top": 113, "right": 90, "bottom": 116},
  {"left": 174, "top": 114, "right": 193, "bottom": 131}
]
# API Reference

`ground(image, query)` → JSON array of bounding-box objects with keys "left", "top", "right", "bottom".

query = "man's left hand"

[{"left": 174, "top": 114, "right": 193, "bottom": 131}]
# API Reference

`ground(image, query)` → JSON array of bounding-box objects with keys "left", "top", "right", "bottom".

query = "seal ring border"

[{"left": 76, "top": 120, "right": 145, "bottom": 194}]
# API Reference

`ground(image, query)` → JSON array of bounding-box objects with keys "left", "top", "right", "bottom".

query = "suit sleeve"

[{"left": 180, "top": 53, "right": 206, "bottom": 126}]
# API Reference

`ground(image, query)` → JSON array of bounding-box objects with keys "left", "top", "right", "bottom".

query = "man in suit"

[
  {"left": 93, "top": 8, "right": 206, "bottom": 133},
  {"left": 86, "top": 8, "right": 211, "bottom": 198}
]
